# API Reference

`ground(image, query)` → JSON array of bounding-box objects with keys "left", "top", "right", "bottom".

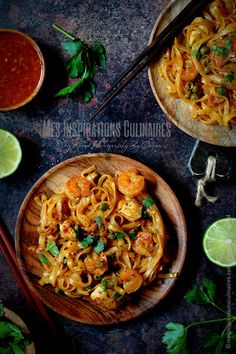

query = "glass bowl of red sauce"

[{"left": 0, "top": 29, "right": 45, "bottom": 111}]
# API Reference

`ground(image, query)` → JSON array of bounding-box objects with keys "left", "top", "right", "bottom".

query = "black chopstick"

[{"left": 90, "top": 0, "right": 211, "bottom": 120}]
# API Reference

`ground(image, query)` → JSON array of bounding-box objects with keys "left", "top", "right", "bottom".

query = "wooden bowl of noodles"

[{"left": 16, "top": 153, "right": 187, "bottom": 324}]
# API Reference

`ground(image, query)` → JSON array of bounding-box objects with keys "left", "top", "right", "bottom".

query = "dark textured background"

[{"left": 0, "top": 0, "right": 235, "bottom": 353}]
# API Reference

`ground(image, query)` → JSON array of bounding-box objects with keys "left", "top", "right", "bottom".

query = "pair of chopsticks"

[
  {"left": 0, "top": 222, "right": 57, "bottom": 334},
  {"left": 90, "top": 0, "right": 210, "bottom": 120}
]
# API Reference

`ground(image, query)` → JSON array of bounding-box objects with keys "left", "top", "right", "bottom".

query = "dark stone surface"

[{"left": 0, "top": 1, "right": 235, "bottom": 353}]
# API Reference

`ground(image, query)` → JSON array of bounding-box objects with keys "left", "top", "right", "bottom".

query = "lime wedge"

[
  {"left": 203, "top": 218, "right": 236, "bottom": 267},
  {"left": 0, "top": 129, "right": 22, "bottom": 178}
]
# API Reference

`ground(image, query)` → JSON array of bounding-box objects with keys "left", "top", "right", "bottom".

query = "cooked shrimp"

[
  {"left": 132, "top": 231, "right": 155, "bottom": 257},
  {"left": 117, "top": 198, "right": 142, "bottom": 221},
  {"left": 65, "top": 176, "right": 91, "bottom": 198},
  {"left": 90, "top": 285, "right": 118, "bottom": 309},
  {"left": 84, "top": 252, "right": 108, "bottom": 276},
  {"left": 117, "top": 169, "right": 145, "bottom": 197},
  {"left": 117, "top": 268, "right": 143, "bottom": 293}
]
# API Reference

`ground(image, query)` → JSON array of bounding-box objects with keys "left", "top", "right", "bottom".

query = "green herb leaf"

[
  {"left": 217, "top": 84, "right": 227, "bottom": 96},
  {"left": 101, "top": 279, "right": 107, "bottom": 292},
  {"left": 39, "top": 253, "right": 50, "bottom": 265},
  {"left": 116, "top": 232, "right": 125, "bottom": 239},
  {"left": 215, "top": 336, "right": 225, "bottom": 354},
  {"left": 143, "top": 197, "right": 154, "bottom": 208},
  {"left": 54, "top": 25, "right": 106, "bottom": 102},
  {"left": 204, "top": 332, "right": 221, "bottom": 348},
  {"left": 94, "top": 240, "right": 105, "bottom": 254},
  {"left": 184, "top": 279, "right": 216, "bottom": 305},
  {"left": 91, "top": 44, "right": 106, "bottom": 67},
  {"left": 162, "top": 322, "right": 188, "bottom": 354},
  {"left": 100, "top": 203, "right": 108, "bottom": 211},
  {"left": 66, "top": 52, "right": 84, "bottom": 78},
  {"left": 62, "top": 39, "right": 84, "bottom": 55},
  {"left": 224, "top": 38, "right": 231, "bottom": 50},
  {"left": 94, "top": 216, "right": 102, "bottom": 229},
  {"left": 225, "top": 73, "right": 234, "bottom": 82},
  {"left": 80, "top": 235, "right": 98, "bottom": 248},
  {"left": 129, "top": 230, "right": 137, "bottom": 240},
  {"left": 192, "top": 49, "right": 201, "bottom": 60},
  {"left": 45, "top": 241, "right": 59, "bottom": 255}
]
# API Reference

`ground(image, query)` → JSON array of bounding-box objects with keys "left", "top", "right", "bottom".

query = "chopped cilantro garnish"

[
  {"left": 217, "top": 84, "right": 227, "bottom": 96},
  {"left": 129, "top": 230, "right": 137, "bottom": 240},
  {"left": 112, "top": 291, "right": 124, "bottom": 302},
  {"left": 143, "top": 197, "right": 154, "bottom": 208},
  {"left": 116, "top": 232, "right": 125, "bottom": 239},
  {"left": 94, "top": 240, "right": 105, "bottom": 254},
  {"left": 45, "top": 241, "right": 59, "bottom": 255},
  {"left": 94, "top": 215, "right": 102, "bottom": 229},
  {"left": 39, "top": 253, "right": 50, "bottom": 265},
  {"left": 80, "top": 235, "right": 98, "bottom": 248},
  {"left": 100, "top": 203, "right": 108, "bottom": 211},
  {"left": 101, "top": 279, "right": 107, "bottom": 292},
  {"left": 192, "top": 49, "right": 201, "bottom": 59},
  {"left": 225, "top": 73, "right": 234, "bottom": 82},
  {"left": 224, "top": 38, "right": 231, "bottom": 49}
]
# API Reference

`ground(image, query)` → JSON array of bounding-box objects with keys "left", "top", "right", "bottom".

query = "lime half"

[
  {"left": 0, "top": 129, "right": 22, "bottom": 178},
  {"left": 203, "top": 218, "right": 236, "bottom": 267}
]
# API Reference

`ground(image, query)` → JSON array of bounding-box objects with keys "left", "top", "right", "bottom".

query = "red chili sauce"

[{"left": 0, "top": 30, "right": 43, "bottom": 110}]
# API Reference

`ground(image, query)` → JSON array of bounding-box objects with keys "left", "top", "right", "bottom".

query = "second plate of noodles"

[
  {"left": 149, "top": 0, "right": 236, "bottom": 146},
  {"left": 16, "top": 154, "right": 187, "bottom": 324}
]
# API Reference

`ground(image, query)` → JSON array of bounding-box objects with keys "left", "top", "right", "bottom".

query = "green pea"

[
  {"left": 200, "top": 46, "right": 209, "bottom": 55},
  {"left": 192, "top": 85, "right": 198, "bottom": 93},
  {"left": 190, "top": 93, "right": 199, "bottom": 101}
]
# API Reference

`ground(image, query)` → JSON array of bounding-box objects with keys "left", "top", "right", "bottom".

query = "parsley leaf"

[
  {"left": 225, "top": 73, "right": 234, "bottom": 82},
  {"left": 211, "top": 44, "right": 229, "bottom": 57},
  {"left": 38, "top": 253, "right": 50, "bottom": 265},
  {"left": 192, "top": 49, "right": 201, "bottom": 60},
  {"left": 53, "top": 25, "right": 106, "bottom": 102},
  {"left": 162, "top": 322, "right": 188, "bottom": 354},
  {"left": 94, "top": 216, "right": 102, "bottom": 229},
  {"left": 217, "top": 84, "right": 227, "bottom": 96},
  {"left": 45, "top": 241, "right": 59, "bottom": 255},
  {"left": 94, "top": 240, "right": 105, "bottom": 254},
  {"left": 184, "top": 279, "right": 216, "bottom": 305},
  {"left": 63, "top": 39, "right": 85, "bottom": 55},
  {"left": 203, "top": 332, "right": 222, "bottom": 349},
  {"left": 100, "top": 203, "right": 108, "bottom": 211},
  {"left": 80, "top": 235, "right": 98, "bottom": 248},
  {"left": 116, "top": 232, "right": 125, "bottom": 239},
  {"left": 129, "top": 230, "right": 137, "bottom": 240},
  {"left": 143, "top": 197, "right": 154, "bottom": 208},
  {"left": 101, "top": 279, "right": 107, "bottom": 292}
]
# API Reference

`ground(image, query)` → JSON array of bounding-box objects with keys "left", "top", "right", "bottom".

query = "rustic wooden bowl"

[
  {"left": 15, "top": 153, "right": 187, "bottom": 325},
  {"left": 0, "top": 29, "right": 45, "bottom": 111},
  {"left": 3, "top": 308, "right": 35, "bottom": 354},
  {"left": 148, "top": 0, "right": 236, "bottom": 147}
]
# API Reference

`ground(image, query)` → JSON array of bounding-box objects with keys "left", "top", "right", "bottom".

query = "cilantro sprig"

[
  {"left": 0, "top": 302, "right": 31, "bottom": 354},
  {"left": 53, "top": 24, "right": 106, "bottom": 102},
  {"left": 162, "top": 279, "right": 236, "bottom": 354}
]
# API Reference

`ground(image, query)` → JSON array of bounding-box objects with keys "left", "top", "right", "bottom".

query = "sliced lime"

[
  {"left": 203, "top": 218, "right": 236, "bottom": 267},
  {"left": 0, "top": 129, "right": 22, "bottom": 178}
]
